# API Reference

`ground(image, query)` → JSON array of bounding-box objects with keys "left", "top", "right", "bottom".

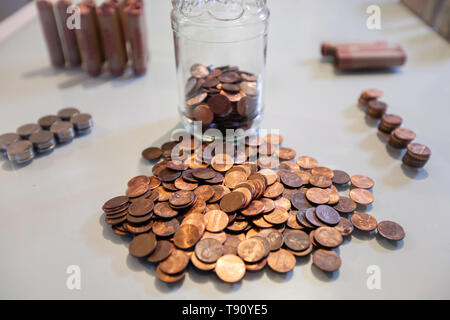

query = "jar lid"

[{"left": 172, "top": 0, "right": 268, "bottom": 21}]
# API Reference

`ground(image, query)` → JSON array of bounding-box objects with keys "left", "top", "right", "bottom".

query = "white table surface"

[{"left": 1, "top": 0, "right": 449, "bottom": 300}]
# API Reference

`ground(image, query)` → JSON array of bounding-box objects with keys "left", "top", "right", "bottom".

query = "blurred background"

[{"left": 0, "top": 0, "right": 32, "bottom": 22}]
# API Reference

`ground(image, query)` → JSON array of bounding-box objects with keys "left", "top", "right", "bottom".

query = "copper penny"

[
  {"left": 174, "top": 177, "right": 198, "bottom": 191},
  {"left": 224, "top": 170, "right": 247, "bottom": 189},
  {"left": 128, "top": 233, "right": 157, "bottom": 258},
  {"left": 208, "top": 185, "right": 229, "bottom": 203},
  {"left": 181, "top": 214, "right": 206, "bottom": 235},
  {"left": 215, "top": 254, "right": 246, "bottom": 283},
  {"left": 283, "top": 229, "right": 310, "bottom": 251},
  {"left": 259, "top": 229, "right": 283, "bottom": 251},
  {"left": 263, "top": 182, "right": 284, "bottom": 199},
  {"left": 152, "top": 218, "right": 180, "bottom": 237},
  {"left": 158, "top": 168, "right": 182, "bottom": 182},
  {"left": 223, "top": 236, "right": 241, "bottom": 255},
  {"left": 154, "top": 202, "right": 178, "bottom": 218},
  {"left": 276, "top": 147, "right": 296, "bottom": 161},
  {"left": 349, "top": 188, "right": 374, "bottom": 205},
  {"left": 313, "top": 249, "right": 341, "bottom": 272},
  {"left": 351, "top": 212, "right": 378, "bottom": 232},
  {"left": 246, "top": 258, "right": 267, "bottom": 271},
  {"left": 156, "top": 265, "right": 185, "bottom": 283},
  {"left": 237, "top": 238, "right": 266, "bottom": 263},
  {"left": 305, "top": 208, "right": 326, "bottom": 228},
  {"left": 314, "top": 227, "right": 343, "bottom": 248},
  {"left": 241, "top": 200, "right": 265, "bottom": 217},
  {"left": 333, "top": 196, "right": 357, "bottom": 213},
  {"left": 173, "top": 224, "right": 201, "bottom": 249},
  {"left": 166, "top": 160, "right": 189, "bottom": 171},
  {"left": 128, "top": 198, "right": 154, "bottom": 217},
  {"left": 202, "top": 231, "right": 227, "bottom": 244},
  {"left": 159, "top": 249, "right": 190, "bottom": 274},
  {"left": 193, "top": 104, "right": 214, "bottom": 125},
  {"left": 362, "top": 88, "right": 383, "bottom": 99},
  {"left": 258, "top": 169, "right": 278, "bottom": 185},
  {"left": 211, "top": 153, "right": 234, "bottom": 172},
  {"left": 190, "top": 63, "right": 209, "bottom": 78},
  {"left": 296, "top": 156, "right": 318, "bottom": 169},
  {"left": 296, "top": 209, "right": 315, "bottom": 229},
  {"left": 377, "top": 221, "right": 405, "bottom": 241},
  {"left": 103, "top": 195, "right": 129, "bottom": 211},
  {"left": 169, "top": 190, "right": 195, "bottom": 207},
  {"left": 208, "top": 94, "right": 231, "bottom": 116},
  {"left": 291, "top": 192, "right": 312, "bottom": 211},
  {"left": 191, "top": 253, "right": 216, "bottom": 271},
  {"left": 194, "top": 185, "right": 215, "bottom": 202},
  {"left": 315, "top": 205, "right": 340, "bottom": 226},
  {"left": 334, "top": 217, "right": 354, "bottom": 236},
  {"left": 263, "top": 207, "right": 289, "bottom": 225},
  {"left": 128, "top": 175, "right": 150, "bottom": 187},
  {"left": 126, "top": 183, "right": 149, "bottom": 198},
  {"left": 267, "top": 249, "right": 296, "bottom": 273},
  {"left": 351, "top": 174, "right": 374, "bottom": 189},
  {"left": 195, "top": 238, "right": 223, "bottom": 263},
  {"left": 311, "top": 167, "right": 334, "bottom": 179},
  {"left": 279, "top": 170, "right": 303, "bottom": 188},
  {"left": 332, "top": 170, "right": 350, "bottom": 185},
  {"left": 261, "top": 198, "right": 275, "bottom": 213},
  {"left": 147, "top": 240, "right": 173, "bottom": 263},
  {"left": 286, "top": 212, "right": 304, "bottom": 230},
  {"left": 192, "top": 167, "right": 216, "bottom": 180},
  {"left": 309, "top": 174, "right": 332, "bottom": 188},
  {"left": 306, "top": 188, "right": 330, "bottom": 204},
  {"left": 142, "top": 147, "right": 163, "bottom": 160},
  {"left": 204, "top": 210, "right": 229, "bottom": 232},
  {"left": 220, "top": 191, "right": 246, "bottom": 213},
  {"left": 149, "top": 176, "right": 162, "bottom": 190}
]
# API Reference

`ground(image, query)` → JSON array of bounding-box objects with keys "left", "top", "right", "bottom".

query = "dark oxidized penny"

[
  {"left": 128, "top": 233, "right": 157, "bottom": 258},
  {"left": 296, "top": 209, "right": 315, "bottom": 229},
  {"left": 313, "top": 249, "right": 341, "bottom": 272},
  {"left": 153, "top": 202, "right": 178, "bottom": 218},
  {"left": 157, "top": 168, "right": 182, "bottom": 182},
  {"left": 332, "top": 170, "right": 350, "bottom": 185},
  {"left": 142, "top": 147, "right": 163, "bottom": 160},
  {"left": 283, "top": 229, "right": 310, "bottom": 251},
  {"left": 38, "top": 115, "right": 60, "bottom": 129},
  {"left": 192, "top": 167, "right": 216, "bottom": 180},
  {"left": 333, "top": 196, "right": 357, "bottom": 213},
  {"left": 220, "top": 191, "right": 246, "bottom": 213},
  {"left": 315, "top": 205, "right": 340, "bottom": 226},
  {"left": 377, "top": 221, "right": 405, "bottom": 241},
  {"left": 279, "top": 170, "right": 303, "bottom": 188},
  {"left": 208, "top": 94, "right": 231, "bottom": 116},
  {"left": 0, "top": 133, "right": 21, "bottom": 152},
  {"left": 57, "top": 107, "right": 80, "bottom": 121},
  {"left": 147, "top": 240, "right": 173, "bottom": 263},
  {"left": 169, "top": 190, "right": 195, "bottom": 207},
  {"left": 16, "top": 123, "right": 41, "bottom": 139},
  {"left": 128, "top": 198, "right": 154, "bottom": 217},
  {"left": 237, "top": 238, "right": 266, "bottom": 263},
  {"left": 305, "top": 208, "right": 326, "bottom": 228},
  {"left": 351, "top": 212, "right": 377, "bottom": 231},
  {"left": 195, "top": 238, "right": 223, "bottom": 263},
  {"left": 291, "top": 192, "right": 312, "bottom": 211},
  {"left": 334, "top": 217, "right": 354, "bottom": 236}
]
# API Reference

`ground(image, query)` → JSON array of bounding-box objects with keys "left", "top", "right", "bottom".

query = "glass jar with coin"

[{"left": 171, "top": 0, "right": 269, "bottom": 141}]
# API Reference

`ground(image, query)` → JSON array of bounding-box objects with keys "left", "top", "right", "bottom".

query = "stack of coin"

[
  {"left": 57, "top": 107, "right": 80, "bottom": 121},
  {"left": 38, "top": 115, "right": 60, "bottom": 130},
  {"left": 378, "top": 114, "right": 403, "bottom": 134},
  {"left": 184, "top": 64, "right": 260, "bottom": 134},
  {"left": 50, "top": 121, "right": 75, "bottom": 143},
  {"left": 70, "top": 113, "right": 94, "bottom": 134},
  {"left": 0, "top": 133, "right": 21, "bottom": 154},
  {"left": 402, "top": 143, "right": 431, "bottom": 168},
  {"left": 366, "top": 100, "right": 388, "bottom": 119},
  {"left": 29, "top": 130, "right": 56, "bottom": 154},
  {"left": 387, "top": 127, "right": 416, "bottom": 149},
  {"left": 357, "top": 89, "right": 430, "bottom": 168},
  {"left": 101, "top": 133, "right": 405, "bottom": 283},
  {"left": 16, "top": 123, "right": 41, "bottom": 139},
  {"left": 6, "top": 140, "right": 35, "bottom": 164},
  {"left": 358, "top": 88, "right": 383, "bottom": 106}
]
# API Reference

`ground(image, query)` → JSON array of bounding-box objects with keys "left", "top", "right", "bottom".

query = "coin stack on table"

[
  {"left": 358, "top": 89, "right": 431, "bottom": 168},
  {"left": 0, "top": 107, "right": 93, "bottom": 165},
  {"left": 101, "top": 133, "right": 405, "bottom": 283}
]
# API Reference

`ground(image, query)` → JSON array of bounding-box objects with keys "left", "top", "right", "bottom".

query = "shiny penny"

[
  {"left": 267, "top": 249, "right": 296, "bottom": 273},
  {"left": 215, "top": 254, "right": 246, "bottom": 283}
]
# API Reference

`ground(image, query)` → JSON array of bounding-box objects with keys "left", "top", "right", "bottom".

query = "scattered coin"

[
  {"left": 142, "top": 147, "right": 163, "bottom": 160},
  {"left": 351, "top": 174, "right": 374, "bottom": 189},
  {"left": 147, "top": 240, "right": 173, "bottom": 263},
  {"left": 267, "top": 249, "right": 296, "bottom": 273},
  {"left": 283, "top": 230, "right": 310, "bottom": 251},
  {"left": 349, "top": 188, "right": 374, "bottom": 205},
  {"left": 314, "top": 227, "right": 343, "bottom": 248},
  {"left": 351, "top": 212, "right": 377, "bottom": 231},
  {"left": 313, "top": 249, "right": 341, "bottom": 272},
  {"left": 377, "top": 221, "right": 405, "bottom": 241},
  {"left": 128, "top": 233, "right": 157, "bottom": 258},
  {"left": 215, "top": 254, "right": 246, "bottom": 283},
  {"left": 195, "top": 238, "right": 223, "bottom": 263}
]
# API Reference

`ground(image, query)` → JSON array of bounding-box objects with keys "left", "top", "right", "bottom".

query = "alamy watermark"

[
  {"left": 66, "top": 265, "right": 81, "bottom": 290},
  {"left": 366, "top": 265, "right": 381, "bottom": 290},
  {"left": 366, "top": 5, "right": 381, "bottom": 30}
]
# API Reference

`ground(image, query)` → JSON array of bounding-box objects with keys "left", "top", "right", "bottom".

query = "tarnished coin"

[
  {"left": 263, "top": 207, "right": 289, "bottom": 225},
  {"left": 305, "top": 208, "right": 326, "bottom": 228},
  {"left": 306, "top": 188, "right": 330, "bottom": 204},
  {"left": 173, "top": 224, "right": 201, "bottom": 249},
  {"left": 332, "top": 170, "right": 350, "bottom": 185},
  {"left": 276, "top": 147, "right": 296, "bottom": 161},
  {"left": 291, "top": 192, "right": 312, "bottom": 211},
  {"left": 241, "top": 200, "right": 265, "bottom": 217},
  {"left": 263, "top": 182, "right": 284, "bottom": 199},
  {"left": 267, "top": 249, "right": 296, "bottom": 273},
  {"left": 169, "top": 190, "right": 195, "bottom": 207},
  {"left": 128, "top": 233, "right": 157, "bottom": 258},
  {"left": 279, "top": 170, "right": 303, "bottom": 188},
  {"left": 220, "top": 191, "right": 246, "bottom": 212},
  {"left": 103, "top": 195, "right": 129, "bottom": 211},
  {"left": 377, "top": 221, "right": 405, "bottom": 241},
  {"left": 215, "top": 254, "right": 246, "bottom": 283},
  {"left": 192, "top": 167, "right": 216, "bottom": 180},
  {"left": 154, "top": 202, "right": 178, "bottom": 218},
  {"left": 159, "top": 250, "right": 190, "bottom": 275},
  {"left": 334, "top": 217, "right": 354, "bottom": 236},
  {"left": 147, "top": 240, "right": 173, "bottom": 263},
  {"left": 237, "top": 238, "right": 266, "bottom": 263},
  {"left": 313, "top": 249, "right": 341, "bottom": 272},
  {"left": 128, "top": 198, "right": 154, "bottom": 217},
  {"left": 314, "top": 227, "right": 343, "bottom": 248},
  {"left": 190, "top": 63, "right": 209, "bottom": 78},
  {"left": 283, "top": 230, "right": 310, "bottom": 251},
  {"left": 351, "top": 212, "right": 377, "bottom": 231},
  {"left": 333, "top": 196, "right": 357, "bottom": 213},
  {"left": 201, "top": 231, "right": 227, "bottom": 244},
  {"left": 152, "top": 218, "right": 179, "bottom": 237},
  {"left": 156, "top": 265, "right": 185, "bottom": 283},
  {"left": 315, "top": 205, "right": 340, "bottom": 226},
  {"left": 259, "top": 229, "right": 283, "bottom": 251},
  {"left": 204, "top": 210, "right": 229, "bottom": 232},
  {"left": 195, "top": 238, "right": 223, "bottom": 263},
  {"left": 190, "top": 252, "right": 216, "bottom": 271}
]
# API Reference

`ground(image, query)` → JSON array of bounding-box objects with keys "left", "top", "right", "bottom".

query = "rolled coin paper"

[
  {"left": 36, "top": 0, "right": 66, "bottom": 67},
  {"left": 97, "top": 1, "right": 128, "bottom": 76},
  {"left": 335, "top": 45, "right": 407, "bottom": 70},
  {"left": 76, "top": 2, "right": 104, "bottom": 76},
  {"left": 125, "top": 1, "right": 149, "bottom": 75},
  {"left": 321, "top": 41, "right": 391, "bottom": 57},
  {"left": 55, "top": 0, "right": 82, "bottom": 66}
]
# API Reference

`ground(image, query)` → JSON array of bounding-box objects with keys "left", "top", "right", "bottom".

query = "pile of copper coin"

[
  {"left": 184, "top": 64, "right": 260, "bottom": 133},
  {"left": 359, "top": 89, "right": 431, "bottom": 168},
  {"left": 36, "top": 0, "right": 148, "bottom": 77},
  {"left": 0, "top": 108, "right": 93, "bottom": 165},
  {"left": 101, "top": 134, "right": 405, "bottom": 283}
]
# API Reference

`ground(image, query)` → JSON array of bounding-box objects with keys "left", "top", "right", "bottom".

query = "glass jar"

[{"left": 171, "top": 0, "right": 269, "bottom": 142}]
